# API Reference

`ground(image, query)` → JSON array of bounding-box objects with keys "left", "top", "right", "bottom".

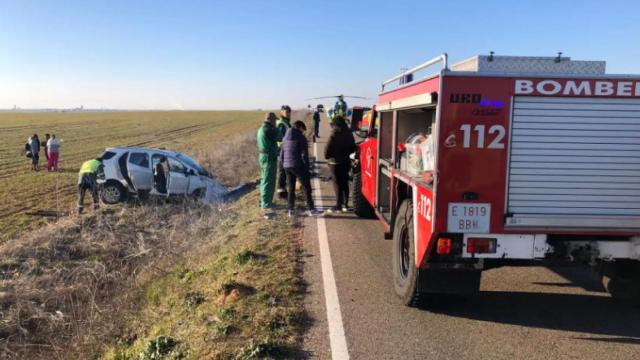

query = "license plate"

[{"left": 447, "top": 203, "right": 491, "bottom": 233}]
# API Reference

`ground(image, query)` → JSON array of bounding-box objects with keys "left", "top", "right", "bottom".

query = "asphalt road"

[{"left": 300, "top": 114, "right": 640, "bottom": 360}]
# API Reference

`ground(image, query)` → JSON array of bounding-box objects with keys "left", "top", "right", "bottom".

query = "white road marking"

[{"left": 313, "top": 141, "right": 350, "bottom": 360}]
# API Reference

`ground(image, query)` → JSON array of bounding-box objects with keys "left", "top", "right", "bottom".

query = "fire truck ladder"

[{"left": 381, "top": 53, "right": 449, "bottom": 92}]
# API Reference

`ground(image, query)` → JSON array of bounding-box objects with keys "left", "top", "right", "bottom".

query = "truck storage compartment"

[
  {"left": 506, "top": 96, "right": 640, "bottom": 229},
  {"left": 379, "top": 111, "right": 394, "bottom": 162},
  {"left": 396, "top": 107, "right": 436, "bottom": 175},
  {"left": 377, "top": 167, "right": 392, "bottom": 220}
]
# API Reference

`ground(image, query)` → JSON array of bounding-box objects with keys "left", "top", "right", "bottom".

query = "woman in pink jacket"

[{"left": 46, "top": 134, "right": 61, "bottom": 171}]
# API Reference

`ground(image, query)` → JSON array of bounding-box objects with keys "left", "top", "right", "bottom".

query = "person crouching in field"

[
  {"left": 28, "top": 134, "right": 40, "bottom": 171},
  {"left": 257, "top": 112, "right": 279, "bottom": 219},
  {"left": 324, "top": 116, "right": 356, "bottom": 213},
  {"left": 280, "top": 120, "right": 323, "bottom": 217},
  {"left": 77, "top": 158, "right": 103, "bottom": 214},
  {"left": 47, "top": 134, "right": 61, "bottom": 171}
]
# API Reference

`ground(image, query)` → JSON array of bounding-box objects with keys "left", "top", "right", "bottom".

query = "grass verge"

[
  {"left": 0, "top": 200, "right": 226, "bottom": 358},
  {"left": 101, "top": 189, "right": 306, "bottom": 360}
]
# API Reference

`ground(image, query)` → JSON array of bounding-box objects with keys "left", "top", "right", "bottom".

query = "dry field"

[
  {"left": 0, "top": 110, "right": 313, "bottom": 359},
  {"left": 0, "top": 111, "right": 264, "bottom": 241}
]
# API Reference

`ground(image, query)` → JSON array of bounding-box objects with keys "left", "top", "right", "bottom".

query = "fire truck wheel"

[
  {"left": 352, "top": 171, "right": 375, "bottom": 218},
  {"left": 392, "top": 200, "right": 421, "bottom": 306},
  {"left": 602, "top": 260, "right": 640, "bottom": 306}
]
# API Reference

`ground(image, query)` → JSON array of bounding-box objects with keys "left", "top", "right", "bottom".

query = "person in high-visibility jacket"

[
  {"left": 333, "top": 95, "right": 348, "bottom": 118},
  {"left": 77, "top": 158, "right": 103, "bottom": 214},
  {"left": 276, "top": 105, "right": 292, "bottom": 199},
  {"left": 257, "top": 112, "right": 278, "bottom": 218}
]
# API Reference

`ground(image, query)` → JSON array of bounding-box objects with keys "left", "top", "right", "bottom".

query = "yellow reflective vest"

[{"left": 79, "top": 159, "right": 101, "bottom": 174}]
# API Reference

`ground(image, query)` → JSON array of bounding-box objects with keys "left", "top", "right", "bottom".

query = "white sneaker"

[
  {"left": 306, "top": 209, "right": 324, "bottom": 217},
  {"left": 341, "top": 206, "right": 349, "bottom": 213},
  {"left": 287, "top": 210, "right": 296, "bottom": 217},
  {"left": 262, "top": 208, "right": 275, "bottom": 219}
]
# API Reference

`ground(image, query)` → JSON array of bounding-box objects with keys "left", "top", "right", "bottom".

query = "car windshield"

[{"left": 176, "top": 153, "right": 208, "bottom": 176}]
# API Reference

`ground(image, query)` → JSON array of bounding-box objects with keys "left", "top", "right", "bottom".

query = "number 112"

[{"left": 460, "top": 124, "right": 506, "bottom": 149}]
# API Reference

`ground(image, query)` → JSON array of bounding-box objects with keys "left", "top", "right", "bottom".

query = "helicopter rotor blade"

[
  {"left": 342, "top": 95, "right": 371, "bottom": 99},
  {"left": 304, "top": 96, "right": 338, "bottom": 100},
  {"left": 305, "top": 95, "right": 371, "bottom": 100}
]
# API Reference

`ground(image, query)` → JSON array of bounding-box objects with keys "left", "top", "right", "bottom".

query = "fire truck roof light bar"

[{"left": 381, "top": 53, "right": 449, "bottom": 91}]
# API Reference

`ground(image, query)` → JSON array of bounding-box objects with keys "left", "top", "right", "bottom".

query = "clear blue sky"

[{"left": 1, "top": 0, "right": 639, "bottom": 110}]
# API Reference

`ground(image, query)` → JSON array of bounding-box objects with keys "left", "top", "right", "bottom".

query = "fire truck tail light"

[
  {"left": 467, "top": 237, "right": 497, "bottom": 254},
  {"left": 436, "top": 237, "right": 452, "bottom": 255}
]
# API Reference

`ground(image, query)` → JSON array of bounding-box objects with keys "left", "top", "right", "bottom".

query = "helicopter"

[
  {"left": 305, "top": 94, "right": 370, "bottom": 119},
  {"left": 305, "top": 94, "right": 373, "bottom": 142}
]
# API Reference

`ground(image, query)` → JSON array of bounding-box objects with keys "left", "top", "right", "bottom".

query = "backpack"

[{"left": 24, "top": 143, "right": 32, "bottom": 158}]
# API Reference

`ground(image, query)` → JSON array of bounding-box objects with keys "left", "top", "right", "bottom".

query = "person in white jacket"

[{"left": 46, "top": 134, "right": 61, "bottom": 171}]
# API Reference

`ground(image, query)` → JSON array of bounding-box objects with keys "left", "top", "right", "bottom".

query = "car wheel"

[
  {"left": 392, "top": 199, "right": 421, "bottom": 306},
  {"left": 101, "top": 181, "right": 126, "bottom": 204}
]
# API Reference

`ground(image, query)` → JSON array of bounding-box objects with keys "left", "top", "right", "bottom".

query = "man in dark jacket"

[
  {"left": 324, "top": 117, "right": 356, "bottom": 212},
  {"left": 43, "top": 134, "right": 50, "bottom": 162},
  {"left": 28, "top": 134, "right": 41, "bottom": 171},
  {"left": 312, "top": 108, "right": 321, "bottom": 141},
  {"left": 280, "top": 121, "right": 323, "bottom": 217}
]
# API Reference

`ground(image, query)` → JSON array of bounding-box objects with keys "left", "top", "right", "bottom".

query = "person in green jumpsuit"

[{"left": 257, "top": 112, "right": 279, "bottom": 218}]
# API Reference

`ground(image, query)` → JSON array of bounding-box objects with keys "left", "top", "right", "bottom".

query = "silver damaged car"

[{"left": 97, "top": 147, "right": 226, "bottom": 204}]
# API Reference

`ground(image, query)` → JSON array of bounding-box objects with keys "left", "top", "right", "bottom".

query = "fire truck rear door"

[{"left": 506, "top": 96, "right": 640, "bottom": 229}]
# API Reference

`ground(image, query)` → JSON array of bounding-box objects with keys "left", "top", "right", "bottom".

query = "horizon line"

[{"left": 0, "top": 108, "right": 287, "bottom": 112}]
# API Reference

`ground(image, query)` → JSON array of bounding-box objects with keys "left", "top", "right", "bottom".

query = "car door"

[
  {"left": 185, "top": 168, "right": 203, "bottom": 195},
  {"left": 151, "top": 153, "right": 169, "bottom": 194},
  {"left": 359, "top": 111, "right": 378, "bottom": 205},
  {"left": 127, "top": 152, "right": 153, "bottom": 191},
  {"left": 167, "top": 157, "right": 189, "bottom": 195}
]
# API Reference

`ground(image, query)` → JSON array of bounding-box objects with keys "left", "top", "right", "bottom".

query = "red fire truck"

[{"left": 351, "top": 54, "right": 640, "bottom": 306}]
